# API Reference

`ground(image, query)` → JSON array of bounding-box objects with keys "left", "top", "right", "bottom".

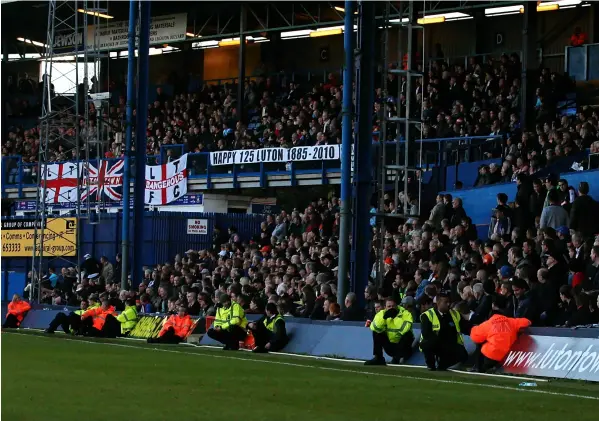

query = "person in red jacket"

[
  {"left": 570, "top": 27, "right": 588, "bottom": 47},
  {"left": 470, "top": 302, "right": 531, "bottom": 373},
  {"left": 148, "top": 304, "right": 193, "bottom": 344},
  {"left": 81, "top": 299, "right": 119, "bottom": 338},
  {"left": 3, "top": 294, "right": 31, "bottom": 328}
]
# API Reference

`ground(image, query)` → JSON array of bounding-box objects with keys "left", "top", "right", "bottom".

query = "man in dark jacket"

[
  {"left": 570, "top": 182, "right": 598, "bottom": 239},
  {"left": 512, "top": 278, "right": 537, "bottom": 323},
  {"left": 450, "top": 198, "right": 468, "bottom": 228},
  {"left": 248, "top": 302, "right": 289, "bottom": 352},
  {"left": 341, "top": 292, "right": 364, "bottom": 321},
  {"left": 212, "top": 227, "right": 228, "bottom": 250},
  {"left": 81, "top": 254, "right": 101, "bottom": 277}
]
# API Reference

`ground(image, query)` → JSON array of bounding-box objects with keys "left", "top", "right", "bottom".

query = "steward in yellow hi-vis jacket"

[
  {"left": 116, "top": 298, "right": 139, "bottom": 335},
  {"left": 207, "top": 293, "right": 248, "bottom": 350},
  {"left": 419, "top": 292, "right": 470, "bottom": 371},
  {"left": 45, "top": 299, "right": 90, "bottom": 334},
  {"left": 364, "top": 297, "right": 414, "bottom": 366},
  {"left": 247, "top": 302, "right": 289, "bottom": 353}
]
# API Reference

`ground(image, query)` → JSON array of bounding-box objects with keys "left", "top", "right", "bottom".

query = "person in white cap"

[{"left": 81, "top": 254, "right": 101, "bottom": 280}]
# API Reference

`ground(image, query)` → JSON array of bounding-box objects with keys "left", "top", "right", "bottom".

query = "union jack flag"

[{"left": 81, "top": 159, "right": 124, "bottom": 202}]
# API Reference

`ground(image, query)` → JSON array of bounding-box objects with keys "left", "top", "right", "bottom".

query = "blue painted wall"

[
  {"left": 1, "top": 212, "right": 264, "bottom": 291},
  {"left": 4, "top": 306, "right": 598, "bottom": 381},
  {"left": 445, "top": 158, "right": 502, "bottom": 190},
  {"left": 446, "top": 169, "right": 599, "bottom": 236}
]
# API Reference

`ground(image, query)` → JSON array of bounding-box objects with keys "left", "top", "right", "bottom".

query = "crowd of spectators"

[
  {"left": 3, "top": 50, "right": 593, "bottom": 181},
  {"left": 32, "top": 179, "right": 599, "bottom": 330}
]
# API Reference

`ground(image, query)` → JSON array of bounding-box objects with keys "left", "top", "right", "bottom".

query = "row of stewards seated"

[
  {"left": 44, "top": 296, "right": 139, "bottom": 337},
  {"left": 7, "top": 293, "right": 529, "bottom": 374},
  {"left": 364, "top": 292, "right": 530, "bottom": 372}
]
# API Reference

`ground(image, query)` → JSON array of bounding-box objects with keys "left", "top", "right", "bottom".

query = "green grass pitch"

[{"left": 2, "top": 331, "right": 599, "bottom": 421}]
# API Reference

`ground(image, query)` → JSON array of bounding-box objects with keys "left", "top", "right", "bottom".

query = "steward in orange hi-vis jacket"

[
  {"left": 3, "top": 294, "right": 31, "bottom": 328},
  {"left": 147, "top": 304, "right": 193, "bottom": 344},
  {"left": 81, "top": 300, "right": 119, "bottom": 338},
  {"left": 470, "top": 312, "right": 531, "bottom": 373}
]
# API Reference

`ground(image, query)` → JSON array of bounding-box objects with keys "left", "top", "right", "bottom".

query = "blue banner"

[
  {"left": 251, "top": 204, "right": 281, "bottom": 215},
  {"left": 15, "top": 194, "right": 204, "bottom": 211}
]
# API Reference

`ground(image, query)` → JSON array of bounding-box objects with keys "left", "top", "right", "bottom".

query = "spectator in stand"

[
  {"left": 81, "top": 254, "right": 101, "bottom": 278},
  {"left": 341, "top": 292, "right": 364, "bottom": 321},
  {"left": 570, "top": 27, "right": 588, "bottom": 47},
  {"left": 540, "top": 189, "right": 569, "bottom": 229},
  {"left": 570, "top": 182, "right": 599, "bottom": 239},
  {"left": 100, "top": 256, "right": 114, "bottom": 285}
]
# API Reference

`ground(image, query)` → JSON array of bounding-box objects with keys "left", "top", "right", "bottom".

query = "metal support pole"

[
  {"left": 350, "top": 1, "right": 375, "bottom": 304},
  {"left": 238, "top": 4, "right": 247, "bottom": 123},
  {"left": 404, "top": 4, "right": 415, "bottom": 216},
  {"left": 132, "top": 0, "right": 151, "bottom": 288},
  {"left": 337, "top": 0, "right": 355, "bottom": 307},
  {"left": 121, "top": 0, "right": 137, "bottom": 290},
  {"left": 521, "top": 3, "right": 537, "bottom": 127}
]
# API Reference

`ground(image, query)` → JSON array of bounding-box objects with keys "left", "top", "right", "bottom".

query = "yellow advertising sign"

[{"left": 1, "top": 218, "right": 77, "bottom": 257}]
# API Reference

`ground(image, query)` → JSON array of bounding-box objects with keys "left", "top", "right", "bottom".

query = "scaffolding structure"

[
  {"left": 31, "top": 0, "right": 109, "bottom": 302},
  {"left": 374, "top": 0, "right": 425, "bottom": 288}
]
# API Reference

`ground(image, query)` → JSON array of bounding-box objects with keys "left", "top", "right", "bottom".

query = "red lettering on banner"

[{"left": 145, "top": 171, "right": 186, "bottom": 190}]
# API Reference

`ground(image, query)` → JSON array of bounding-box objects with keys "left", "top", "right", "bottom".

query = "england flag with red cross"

[
  {"left": 40, "top": 162, "right": 82, "bottom": 203},
  {"left": 144, "top": 154, "right": 188, "bottom": 205}
]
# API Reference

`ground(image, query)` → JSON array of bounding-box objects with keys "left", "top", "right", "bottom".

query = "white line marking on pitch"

[{"left": 6, "top": 332, "right": 596, "bottom": 401}]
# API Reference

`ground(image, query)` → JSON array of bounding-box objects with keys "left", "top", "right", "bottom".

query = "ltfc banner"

[
  {"left": 40, "top": 155, "right": 189, "bottom": 207},
  {"left": 145, "top": 154, "right": 188, "bottom": 205},
  {"left": 210, "top": 145, "right": 341, "bottom": 166}
]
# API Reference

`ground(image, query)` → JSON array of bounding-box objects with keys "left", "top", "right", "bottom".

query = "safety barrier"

[
  {"left": 566, "top": 43, "right": 599, "bottom": 82},
  {"left": 4, "top": 305, "right": 598, "bottom": 382},
  {"left": 1, "top": 136, "right": 505, "bottom": 198}
]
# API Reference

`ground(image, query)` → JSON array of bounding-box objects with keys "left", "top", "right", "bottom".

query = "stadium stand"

[
  {"left": 4, "top": 47, "right": 599, "bottom": 331},
  {"left": 24, "top": 186, "right": 599, "bottom": 329}
]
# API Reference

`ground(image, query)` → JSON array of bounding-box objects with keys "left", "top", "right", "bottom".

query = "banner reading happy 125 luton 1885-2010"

[{"left": 209, "top": 145, "right": 341, "bottom": 166}]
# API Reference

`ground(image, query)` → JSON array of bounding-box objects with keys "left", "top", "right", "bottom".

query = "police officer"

[
  {"left": 419, "top": 292, "right": 470, "bottom": 371},
  {"left": 116, "top": 297, "right": 139, "bottom": 336},
  {"left": 207, "top": 293, "right": 248, "bottom": 350},
  {"left": 365, "top": 297, "right": 414, "bottom": 365},
  {"left": 248, "top": 302, "right": 289, "bottom": 353}
]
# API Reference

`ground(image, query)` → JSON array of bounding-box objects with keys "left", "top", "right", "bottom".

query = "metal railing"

[
  {"left": 565, "top": 43, "right": 599, "bottom": 82},
  {"left": 2, "top": 135, "right": 506, "bottom": 197}
]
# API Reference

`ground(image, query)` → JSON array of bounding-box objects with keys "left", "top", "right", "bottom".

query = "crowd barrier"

[
  {"left": 3, "top": 304, "right": 598, "bottom": 382},
  {"left": 1, "top": 136, "right": 503, "bottom": 197}
]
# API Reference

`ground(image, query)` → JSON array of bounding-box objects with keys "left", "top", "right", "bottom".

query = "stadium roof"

[{"left": 1, "top": 1, "right": 581, "bottom": 57}]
